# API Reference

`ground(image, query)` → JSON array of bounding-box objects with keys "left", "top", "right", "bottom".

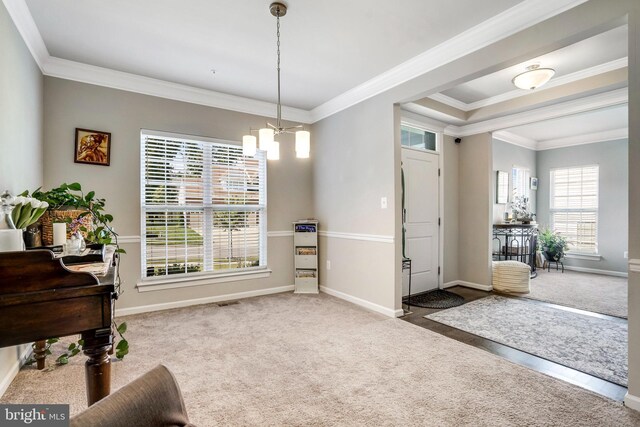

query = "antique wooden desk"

[{"left": 0, "top": 250, "right": 115, "bottom": 405}]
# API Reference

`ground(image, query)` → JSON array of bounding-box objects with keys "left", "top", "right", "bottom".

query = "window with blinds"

[
  {"left": 550, "top": 165, "right": 599, "bottom": 254},
  {"left": 141, "top": 131, "right": 267, "bottom": 279}
]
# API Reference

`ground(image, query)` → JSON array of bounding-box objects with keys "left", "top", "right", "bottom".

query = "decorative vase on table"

[{"left": 0, "top": 191, "right": 49, "bottom": 250}]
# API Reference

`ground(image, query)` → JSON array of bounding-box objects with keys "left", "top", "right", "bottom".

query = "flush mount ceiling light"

[
  {"left": 512, "top": 64, "right": 555, "bottom": 90},
  {"left": 243, "top": 2, "right": 310, "bottom": 160}
]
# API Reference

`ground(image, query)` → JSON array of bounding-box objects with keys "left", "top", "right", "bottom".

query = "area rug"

[
  {"left": 426, "top": 295, "right": 628, "bottom": 386},
  {"left": 524, "top": 270, "right": 627, "bottom": 318},
  {"left": 3, "top": 293, "right": 639, "bottom": 426}
]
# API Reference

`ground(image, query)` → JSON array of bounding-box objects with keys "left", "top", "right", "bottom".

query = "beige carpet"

[
  {"left": 2, "top": 292, "right": 639, "bottom": 426},
  {"left": 525, "top": 269, "right": 627, "bottom": 318}
]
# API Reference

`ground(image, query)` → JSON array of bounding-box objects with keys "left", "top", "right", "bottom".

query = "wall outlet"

[
  {"left": 624, "top": 251, "right": 629, "bottom": 259},
  {"left": 326, "top": 260, "right": 331, "bottom": 270},
  {"left": 381, "top": 197, "right": 388, "bottom": 209}
]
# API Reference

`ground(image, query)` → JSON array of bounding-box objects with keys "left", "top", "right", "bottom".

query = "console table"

[
  {"left": 492, "top": 224, "right": 538, "bottom": 278},
  {"left": 0, "top": 250, "right": 116, "bottom": 405}
]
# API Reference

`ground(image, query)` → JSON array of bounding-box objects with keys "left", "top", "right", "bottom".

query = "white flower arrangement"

[
  {"left": 509, "top": 190, "right": 532, "bottom": 220},
  {"left": 10, "top": 197, "right": 49, "bottom": 229}
]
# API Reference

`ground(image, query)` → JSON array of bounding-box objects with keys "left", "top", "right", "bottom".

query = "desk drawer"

[{"left": 0, "top": 295, "right": 111, "bottom": 347}]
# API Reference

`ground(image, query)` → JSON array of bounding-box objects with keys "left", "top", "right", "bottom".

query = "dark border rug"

[{"left": 405, "top": 289, "right": 465, "bottom": 309}]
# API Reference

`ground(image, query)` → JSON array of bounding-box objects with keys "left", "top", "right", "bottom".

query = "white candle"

[{"left": 53, "top": 222, "right": 67, "bottom": 246}]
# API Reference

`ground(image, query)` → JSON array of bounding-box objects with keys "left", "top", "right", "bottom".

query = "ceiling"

[
  {"left": 439, "top": 25, "right": 627, "bottom": 106},
  {"left": 407, "top": 21, "right": 629, "bottom": 147},
  {"left": 10, "top": 0, "right": 627, "bottom": 144},
  {"left": 24, "top": 0, "right": 522, "bottom": 110},
  {"left": 496, "top": 103, "right": 628, "bottom": 150}
]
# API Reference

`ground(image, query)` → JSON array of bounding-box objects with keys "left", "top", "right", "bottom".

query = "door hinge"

[
  {"left": 438, "top": 266, "right": 441, "bottom": 275},
  {"left": 438, "top": 168, "right": 441, "bottom": 177},
  {"left": 438, "top": 217, "right": 441, "bottom": 226}
]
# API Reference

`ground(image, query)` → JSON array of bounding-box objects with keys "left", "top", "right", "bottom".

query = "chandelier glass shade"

[
  {"left": 512, "top": 64, "right": 555, "bottom": 90},
  {"left": 242, "top": 2, "right": 310, "bottom": 160}
]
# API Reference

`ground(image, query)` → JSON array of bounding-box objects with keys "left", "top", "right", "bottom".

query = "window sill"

[
  {"left": 564, "top": 253, "right": 601, "bottom": 261},
  {"left": 136, "top": 268, "right": 272, "bottom": 292}
]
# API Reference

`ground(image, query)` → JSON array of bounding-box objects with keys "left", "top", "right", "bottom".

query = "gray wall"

[
  {"left": 458, "top": 133, "right": 493, "bottom": 286},
  {"left": 43, "top": 77, "right": 313, "bottom": 310},
  {"left": 537, "top": 140, "right": 629, "bottom": 273},
  {"left": 0, "top": 1, "right": 43, "bottom": 394},
  {"left": 312, "top": 97, "right": 397, "bottom": 311},
  {"left": 492, "top": 139, "right": 537, "bottom": 224},
  {"left": 443, "top": 135, "right": 459, "bottom": 284}
]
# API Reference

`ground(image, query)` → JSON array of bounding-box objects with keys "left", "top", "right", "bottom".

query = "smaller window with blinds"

[
  {"left": 550, "top": 165, "right": 599, "bottom": 254},
  {"left": 141, "top": 131, "right": 267, "bottom": 280},
  {"left": 401, "top": 125, "right": 437, "bottom": 151}
]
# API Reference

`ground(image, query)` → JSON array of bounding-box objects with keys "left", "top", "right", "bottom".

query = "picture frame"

[
  {"left": 530, "top": 177, "right": 539, "bottom": 190},
  {"left": 74, "top": 128, "right": 111, "bottom": 166}
]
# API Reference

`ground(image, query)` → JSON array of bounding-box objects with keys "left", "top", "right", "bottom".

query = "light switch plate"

[{"left": 381, "top": 197, "right": 388, "bottom": 209}]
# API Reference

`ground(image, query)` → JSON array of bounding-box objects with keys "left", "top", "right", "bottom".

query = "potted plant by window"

[{"left": 537, "top": 227, "right": 569, "bottom": 262}]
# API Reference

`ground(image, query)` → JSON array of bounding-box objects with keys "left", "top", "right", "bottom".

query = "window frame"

[
  {"left": 139, "top": 130, "right": 268, "bottom": 283},
  {"left": 549, "top": 164, "right": 599, "bottom": 255},
  {"left": 400, "top": 122, "right": 439, "bottom": 153}
]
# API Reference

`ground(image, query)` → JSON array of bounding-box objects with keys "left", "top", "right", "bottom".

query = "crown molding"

[
  {"left": 400, "top": 110, "right": 448, "bottom": 133},
  {"left": 43, "top": 57, "right": 313, "bottom": 124},
  {"left": 449, "top": 88, "right": 627, "bottom": 137},
  {"left": 2, "top": 0, "right": 48, "bottom": 71},
  {"left": 402, "top": 102, "right": 467, "bottom": 126},
  {"left": 536, "top": 127, "right": 628, "bottom": 150},
  {"left": 309, "top": 0, "right": 589, "bottom": 122},
  {"left": 493, "top": 130, "right": 538, "bottom": 150},
  {"left": 430, "top": 58, "right": 628, "bottom": 112},
  {"left": 493, "top": 127, "right": 627, "bottom": 151},
  {"left": 428, "top": 93, "right": 470, "bottom": 111}
]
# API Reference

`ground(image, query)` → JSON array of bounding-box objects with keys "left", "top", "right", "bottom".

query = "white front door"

[{"left": 402, "top": 147, "right": 439, "bottom": 296}]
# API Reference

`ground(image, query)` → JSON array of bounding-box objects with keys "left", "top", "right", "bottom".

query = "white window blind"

[
  {"left": 141, "top": 132, "right": 267, "bottom": 279},
  {"left": 550, "top": 165, "right": 599, "bottom": 254},
  {"left": 512, "top": 166, "right": 530, "bottom": 199}
]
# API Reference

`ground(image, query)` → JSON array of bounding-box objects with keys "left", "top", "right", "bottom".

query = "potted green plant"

[
  {"left": 20, "top": 182, "right": 129, "bottom": 364},
  {"left": 537, "top": 227, "right": 569, "bottom": 261}
]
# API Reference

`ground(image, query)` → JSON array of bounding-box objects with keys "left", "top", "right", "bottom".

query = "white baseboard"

[
  {"left": 624, "top": 392, "right": 640, "bottom": 412},
  {"left": 115, "top": 285, "right": 294, "bottom": 317},
  {"left": 319, "top": 286, "right": 403, "bottom": 318},
  {"left": 0, "top": 345, "right": 33, "bottom": 398},
  {"left": 442, "top": 281, "right": 459, "bottom": 289},
  {"left": 563, "top": 265, "right": 628, "bottom": 278},
  {"left": 453, "top": 280, "right": 493, "bottom": 292}
]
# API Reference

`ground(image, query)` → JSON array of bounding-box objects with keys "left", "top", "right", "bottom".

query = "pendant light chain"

[{"left": 276, "top": 10, "right": 282, "bottom": 130}]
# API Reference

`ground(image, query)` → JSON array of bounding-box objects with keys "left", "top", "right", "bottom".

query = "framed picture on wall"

[
  {"left": 74, "top": 128, "right": 111, "bottom": 166},
  {"left": 530, "top": 177, "right": 539, "bottom": 190}
]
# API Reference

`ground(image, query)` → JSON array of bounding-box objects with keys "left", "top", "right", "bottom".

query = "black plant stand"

[{"left": 492, "top": 224, "right": 538, "bottom": 279}]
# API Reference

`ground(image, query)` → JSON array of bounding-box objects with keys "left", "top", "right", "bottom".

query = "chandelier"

[
  {"left": 512, "top": 64, "right": 555, "bottom": 90},
  {"left": 243, "top": 2, "right": 310, "bottom": 160}
]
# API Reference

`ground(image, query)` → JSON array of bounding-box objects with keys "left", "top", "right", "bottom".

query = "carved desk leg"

[
  {"left": 34, "top": 340, "right": 46, "bottom": 370},
  {"left": 81, "top": 328, "right": 113, "bottom": 406}
]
